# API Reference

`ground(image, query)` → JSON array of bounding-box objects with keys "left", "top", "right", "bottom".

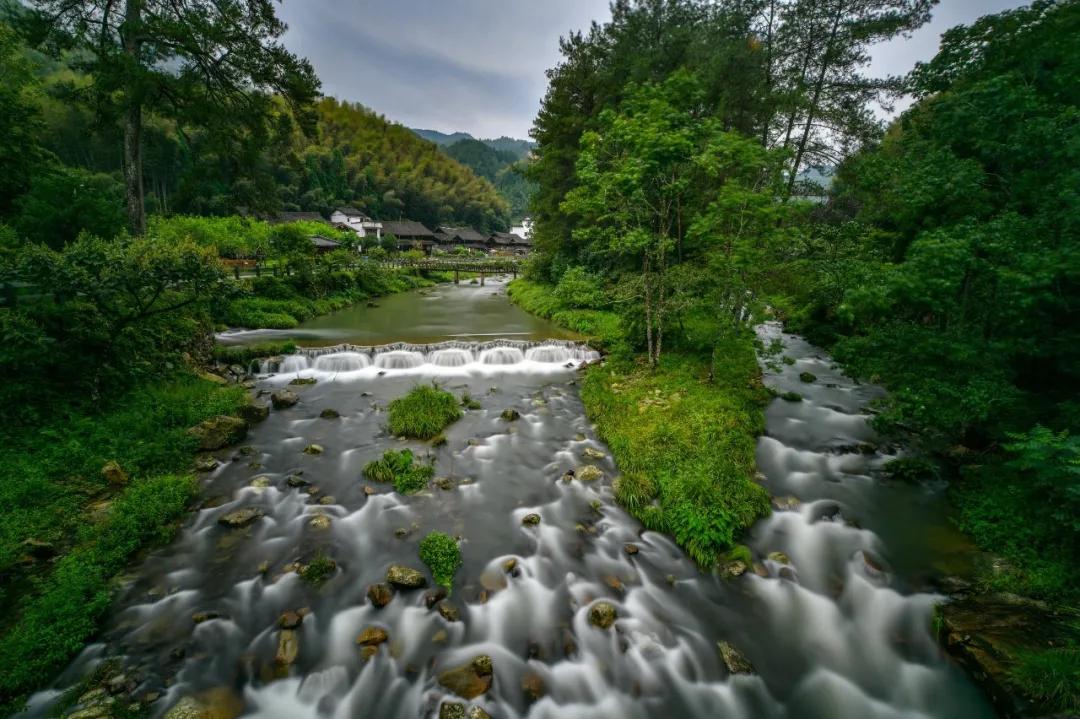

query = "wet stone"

[
  {"left": 720, "top": 561, "right": 748, "bottom": 579},
  {"left": 588, "top": 601, "right": 617, "bottom": 629},
  {"left": 319, "top": 408, "right": 340, "bottom": 419},
  {"left": 718, "top": 640, "right": 755, "bottom": 674},
  {"left": 576, "top": 465, "right": 603, "bottom": 482},
  {"left": 356, "top": 626, "right": 389, "bottom": 646},
  {"left": 309, "top": 515, "right": 331, "bottom": 530},
  {"left": 218, "top": 508, "right": 263, "bottom": 528},
  {"left": 500, "top": 408, "right": 520, "bottom": 421},
  {"left": 767, "top": 551, "right": 791, "bottom": 565},
  {"left": 270, "top": 390, "right": 299, "bottom": 409},
  {"left": 194, "top": 455, "right": 219, "bottom": 472},
  {"left": 582, "top": 447, "right": 606, "bottom": 460},
  {"left": 624, "top": 543, "right": 640, "bottom": 555},
  {"left": 367, "top": 583, "right": 393, "bottom": 607},
  {"left": 438, "top": 601, "right": 461, "bottom": 622},
  {"left": 425, "top": 586, "right": 448, "bottom": 608},
  {"left": 521, "top": 671, "right": 546, "bottom": 702},
  {"left": 387, "top": 565, "right": 427, "bottom": 588},
  {"left": 440, "top": 704, "right": 466, "bottom": 719},
  {"left": 303, "top": 444, "right": 324, "bottom": 455},
  {"left": 286, "top": 475, "right": 308, "bottom": 487},
  {"left": 275, "top": 629, "right": 299, "bottom": 666},
  {"left": 437, "top": 655, "right": 494, "bottom": 700},
  {"left": 278, "top": 611, "right": 303, "bottom": 629},
  {"left": 317, "top": 496, "right": 336, "bottom": 505},
  {"left": 522, "top": 513, "right": 541, "bottom": 526}
]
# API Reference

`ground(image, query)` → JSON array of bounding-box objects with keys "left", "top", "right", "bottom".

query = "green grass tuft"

[
  {"left": 362, "top": 449, "right": 434, "bottom": 494},
  {"left": 388, "top": 385, "right": 462, "bottom": 440},
  {"left": 418, "top": 531, "right": 462, "bottom": 592},
  {"left": 1009, "top": 646, "right": 1080, "bottom": 713},
  {"left": 299, "top": 552, "right": 337, "bottom": 585}
]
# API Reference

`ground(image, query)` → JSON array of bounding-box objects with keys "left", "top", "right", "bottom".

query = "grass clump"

[
  {"left": 419, "top": 531, "right": 461, "bottom": 592},
  {"left": 460, "top": 392, "right": 482, "bottom": 410},
  {"left": 213, "top": 340, "right": 297, "bottom": 366},
  {"left": 362, "top": 449, "right": 434, "bottom": 494},
  {"left": 1008, "top": 646, "right": 1080, "bottom": 714},
  {"left": 388, "top": 384, "right": 462, "bottom": 440},
  {"left": 580, "top": 336, "right": 771, "bottom": 566}
]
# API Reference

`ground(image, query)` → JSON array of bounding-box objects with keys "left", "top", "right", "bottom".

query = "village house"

[
  {"left": 510, "top": 216, "right": 533, "bottom": 242},
  {"left": 381, "top": 220, "right": 437, "bottom": 253},
  {"left": 309, "top": 235, "right": 344, "bottom": 253},
  {"left": 330, "top": 207, "right": 383, "bottom": 240},
  {"left": 435, "top": 226, "right": 488, "bottom": 251}
]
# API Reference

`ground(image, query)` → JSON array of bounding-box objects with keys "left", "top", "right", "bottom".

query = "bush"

[
  {"left": 554, "top": 266, "right": 608, "bottom": 309},
  {"left": 387, "top": 385, "right": 462, "bottom": 440},
  {"left": 362, "top": 449, "right": 434, "bottom": 494},
  {"left": 419, "top": 531, "right": 461, "bottom": 591}
]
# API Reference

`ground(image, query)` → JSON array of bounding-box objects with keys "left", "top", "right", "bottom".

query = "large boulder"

[
  {"left": 386, "top": 565, "right": 427, "bottom": 588},
  {"left": 437, "top": 655, "right": 494, "bottom": 699},
  {"left": 218, "top": 508, "right": 264, "bottom": 528},
  {"left": 576, "top": 465, "right": 603, "bottom": 482},
  {"left": 100, "top": 460, "right": 128, "bottom": 486},
  {"left": 271, "top": 390, "right": 299, "bottom": 409},
  {"left": 356, "top": 626, "right": 389, "bottom": 646},
  {"left": 367, "top": 583, "right": 393, "bottom": 607},
  {"left": 187, "top": 416, "right": 247, "bottom": 451}
]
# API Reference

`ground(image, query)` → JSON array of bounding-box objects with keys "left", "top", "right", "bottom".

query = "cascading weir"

[{"left": 260, "top": 339, "right": 600, "bottom": 375}]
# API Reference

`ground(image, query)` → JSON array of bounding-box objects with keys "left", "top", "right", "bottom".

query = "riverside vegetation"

[{"left": 519, "top": 0, "right": 1080, "bottom": 712}]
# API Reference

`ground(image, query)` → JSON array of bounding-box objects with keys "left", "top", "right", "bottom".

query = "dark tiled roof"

[
  {"left": 310, "top": 235, "right": 343, "bottom": 249},
  {"left": 269, "top": 211, "right": 326, "bottom": 224},
  {"left": 489, "top": 232, "right": 518, "bottom": 245},
  {"left": 382, "top": 220, "right": 435, "bottom": 239},
  {"left": 335, "top": 206, "right": 365, "bottom": 216},
  {"left": 437, "top": 226, "right": 488, "bottom": 243}
]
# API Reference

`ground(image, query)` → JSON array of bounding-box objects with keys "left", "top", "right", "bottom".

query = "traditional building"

[
  {"left": 510, "top": 217, "right": 533, "bottom": 242},
  {"left": 268, "top": 211, "right": 326, "bottom": 225},
  {"left": 381, "top": 220, "right": 437, "bottom": 253},
  {"left": 310, "top": 235, "right": 344, "bottom": 253},
  {"left": 436, "top": 226, "right": 488, "bottom": 251}
]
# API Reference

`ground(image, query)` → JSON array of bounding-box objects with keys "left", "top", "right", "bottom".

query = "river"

[{"left": 30, "top": 280, "right": 994, "bottom": 718}]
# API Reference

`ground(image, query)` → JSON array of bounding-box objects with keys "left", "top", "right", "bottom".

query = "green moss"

[
  {"left": 388, "top": 385, "right": 462, "bottom": 440},
  {"left": 213, "top": 340, "right": 297, "bottom": 365},
  {"left": 460, "top": 392, "right": 482, "bottom": 410},
  {"left": 362, "top": 449, "right": 434, "bottom": 494},
  {"left": 419, "top": 531, "right": 461, "bottom": 591},
  {"left": 299, "top": 552, "right": 337, "bottom": 585},
  {"left": 799, "top": 371, "right": 817, "bottom": 383},
  {"left": 780, "top": 391, "right": 803, "bottom": 402}
]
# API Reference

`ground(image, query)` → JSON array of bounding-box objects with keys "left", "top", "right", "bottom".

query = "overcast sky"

[{"left": 277, "top": 0, "right": 1028, "bottom": 141}]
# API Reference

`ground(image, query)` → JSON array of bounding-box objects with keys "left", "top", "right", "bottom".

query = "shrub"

[
  {"left": 362, "top": 449, "right": 434, "bottom": 494},
  {"left": 554, "top": 266, "right": 609, "bottom": 309},
  {"left": 419, "top": 531, "right": 461, "bottom": 592},
  {"left": 388, "top": 385, "right": 462, "bottom": 440}
]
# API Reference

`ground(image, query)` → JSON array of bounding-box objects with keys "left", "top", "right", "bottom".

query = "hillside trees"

[{"left": 27, "top": 0, "right": 320, "bottom": 234}]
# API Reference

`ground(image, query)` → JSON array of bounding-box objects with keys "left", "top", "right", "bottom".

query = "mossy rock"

[
  {"left": 798, "top": 372, "right": 817, "bottom": 383},
  {"left": 437, "top": 655, "right": 493, "bottom": 699},
  {"left": 186, "top": 415, "right": 248, "bottom": 451}
]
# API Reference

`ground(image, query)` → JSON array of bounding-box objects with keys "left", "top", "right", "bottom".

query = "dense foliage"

[
  {"left": 362, "top": 449, "right": 434, "bottom": 494},
  {"left": 444, "top": 138, "right": 537, "bottom": 219}
]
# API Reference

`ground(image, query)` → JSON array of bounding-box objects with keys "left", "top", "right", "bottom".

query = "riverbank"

[
  {"left": 0, "top": 373, "right": 258, "bottom": 713},
  {"left": 507, "top": 279, "right": 771, "bottom": 566}
]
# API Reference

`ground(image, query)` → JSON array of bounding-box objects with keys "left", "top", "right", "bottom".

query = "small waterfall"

[
  {"left": 312, "top": 352, "right": 371, "bottom": 372},
  {"left": 374, "top": 350, "right": 426, "bottom": 370},
  {"left": 479, "top": 347, "right": 525, "bottom": 365},
  {"left": 525, "top": 346, "right": 572, "bottom": 363},
  {"left": 430, "top": 348, "right": 474, "bottom": 367},
  {"left": 280, "top": 355, "right": 309, "bottom": 372}
]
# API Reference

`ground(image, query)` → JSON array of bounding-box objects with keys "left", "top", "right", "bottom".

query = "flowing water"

[{"left": 28, "top": 287, "right": 994, "bottom": 718}]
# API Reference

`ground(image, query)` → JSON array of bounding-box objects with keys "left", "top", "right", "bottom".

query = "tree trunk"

[
  {"left": 123, "top": 0, "right": 145, "bottom": 235},
  {"left": 786, "top": 4, "right": 843, "bottom": 198},
  {"left": 643, "top": 253, "right": 655, "bottom": 369}
]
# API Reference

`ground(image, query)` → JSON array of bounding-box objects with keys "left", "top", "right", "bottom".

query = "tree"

[
  {"left": 14, "top": 165, "right": 126, "bottom": 248},
  {"left": 30, "top": 0, "right": 319, "bottom": 234},
  {"left": 0, "top": 20, "right": 46, "bottom": 215}
]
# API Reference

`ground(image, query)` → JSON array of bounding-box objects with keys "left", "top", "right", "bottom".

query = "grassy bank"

[
  {"left": 508, "top": 280, "right": 771, "bottom": 566},
  {"left": 0, "top": 375, "right": 249, "bottom": 712}
]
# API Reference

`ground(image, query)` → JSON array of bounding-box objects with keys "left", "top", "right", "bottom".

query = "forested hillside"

[{"left": 444, "top": 138, "right": 537, "bottom": 219}]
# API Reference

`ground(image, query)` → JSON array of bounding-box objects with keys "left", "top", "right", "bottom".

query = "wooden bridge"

[{"left": 379, "top": 257, "right": 522, "bottom": 284}]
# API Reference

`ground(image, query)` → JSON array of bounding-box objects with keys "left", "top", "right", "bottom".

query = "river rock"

[
  {"left": 275, "top": 629, "right": 299, "bottom": 665},
  {"left": 718, "top": 641, "right": 755, "bottom": 674},
  {"left": 424, "top": 586, "right": 448, "bottom": 608},
  {"left": 289, "top": 377, "right": 317, "bottom": 386},
  {"left": 582, "top": 447, "right": 606, "bottom": 460},
  {"left": 368, "top": 582, "right": 393, "bottom": 607},
  {"left": 576, "top": 465, "right": 603, "bottom": 482},
  {"left": 588, "top": 601, "right": 617, "bottom": 629},
  {"left": 624, "top": 543, "right": 639, "bottom": 555},
  {"left": 309, "top": 514, "right": 331, "bottom": 530},
  {"left": 101, "top": 460, "right": 128, "bottom": 486},
  {"left": 772, "top": 495, "right": 801, "bottom": 511},
  {"left": 522, "top": 513, "right": 541, "bottom": 525},
  {"left": 356, "top": 626, "right": 389, "bottom": 646},
  {"left": 236, "top": 399, "right": 269, "bottom": 424},
  {"left": 467, "top": 708, "right": 491, "bottom": 719},
  {"left": 387, "top": 565, "right": 427, "bottom": 588},
  {"left": 278, "top": 611, "right": 303, "bottom": 629},
  {"left": 439, "top": 703, "right": 466, "bottom": 719},
  {"left": 767, "top": 551, "right": 791, "bottom": 565},
  {"left": 286, "top": 474, "right": 308, "bottom": 487},
  {"left": 500, "top": 408, "right": 520, "bottom": 421},
  {"left": 319, "top": 408, "right": 340, "bottom": 419},
  {"left": 197, "top": 370, "right": 229, "bottom": 386},
  {"left": 218, "top": 508, "right": 263, "bottom": 528},
  {"left": 270, "top": 390, "right": 299, "bottom": 409},
  {"left": 799, "top": 371, "right": 817, "bottom": 383},
  {"left": 303, "top": 444, "right": 324, "bottom": 455},
  {"left": 521, "top": 671, "right": 546, "bottom": 701},
  {"left": 187, "top": 416, "right": 248, "bottom": 451},
  {"left": 720, "top": 560, "right": 748, "bottom": 579},
  {"left": 250, "top": 476, "right": 271, "bottom": 488},
  {"left": 161, "top": 688, "right": 243, "bottom": 719},
  {"left": 437, "top": 655, "right": 494, "bottom": 700},
  {"left": 438, "top": 601, "right": 460, "bottom": 622},
  {"left": 195, "top": 455, "right": 219, "bottom": 472}
]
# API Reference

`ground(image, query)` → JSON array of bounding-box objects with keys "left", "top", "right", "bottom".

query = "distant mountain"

[
  {"left": 482, "top": 136, "right": 534, "bottom": 160},
  {"left": 411, "top": 128, "right": 474, "bottom": 146},
  {"left": 410, "top": 128, "right": 535, "bottom": 160},
  {"left": 444, "top": 138, "right": 536, "bottom": 220}
]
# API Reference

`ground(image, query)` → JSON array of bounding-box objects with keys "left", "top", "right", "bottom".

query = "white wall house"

[
  {"left": 510, "top": 216, "right": 533, "bottom": 241},
  {"left": 330, "top": 207, "right": 383, "bottom": 239}
]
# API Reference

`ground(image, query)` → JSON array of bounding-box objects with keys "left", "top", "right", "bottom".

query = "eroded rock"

[
  {"left": 588, "top": 601, "right": 617, "bottom": 629},
  {"left": 386, "top": 565, "right": 427, "bottom": 588},
  {"left": 187, "top": 416, "right": 247, "bottom": 451},
  {"left": 437, "top": 655, "right": 494, "bottom": 700}
]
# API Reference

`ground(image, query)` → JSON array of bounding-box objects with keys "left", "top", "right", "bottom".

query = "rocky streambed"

[{"left": 29, "top": 329, "right": 997, "bottom": 718}]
